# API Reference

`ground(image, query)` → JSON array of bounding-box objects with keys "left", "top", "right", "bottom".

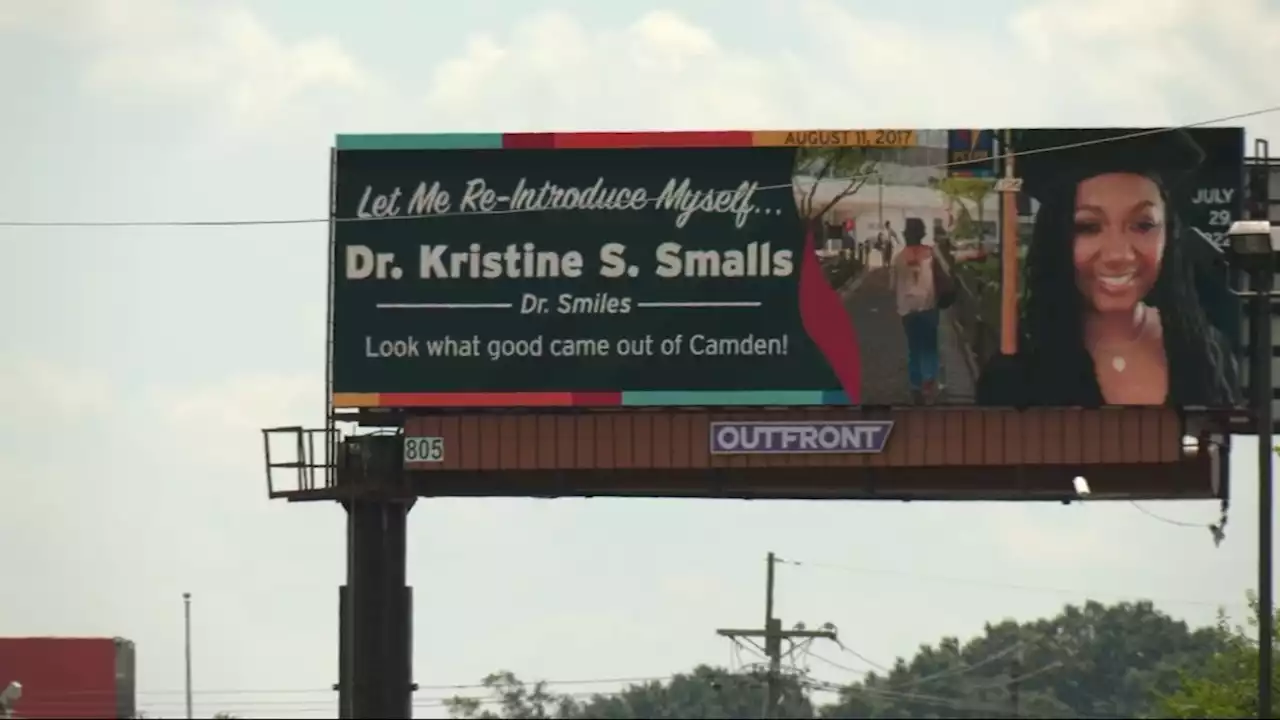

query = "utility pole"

[
  {"left": 183, "top": 592, "right": 193, "bottom": 720},
  {"left": 717, "top": 553, "right": 837, "bottom": 719}
]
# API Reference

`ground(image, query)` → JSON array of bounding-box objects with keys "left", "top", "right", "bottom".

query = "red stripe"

[
  {"left": 378, "top": 392, "right": 576, "bottom": 407},
  {"left": 373, "top": 392, "right": 623, "bottom": 407},
  {"left": 502, "top": 133, "right": 556, "bottom": 149},
  {"left": 553, "top": 131, "right": 753, "bottom": 149},
  {"left": 570, "top": 392, "right": 623, "bottom": 405}
]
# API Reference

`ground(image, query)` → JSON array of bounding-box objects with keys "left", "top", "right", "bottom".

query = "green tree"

[
  {"left": 572, "top": 666, "right": 813, "bottom": 719},
  {"left": 793, "top": 148, "right": 877, "bottom": 234},
  {"left": 449, "top": 601, "right": 1228, "bottom": 719},
  {"left": 443, "top": 671, "right": 580, "bottom": 719},
  {"left": 1155, "top": 593, "right": 1280, "bottom": 718},
  {"left": 796, "top": 147, "right": 877, "bottom": 289},
  {"left": 820, "top": 600, "right": 1225, "bottom": 719},
  {"left": 936, "top": 177, "right": 995, "bottom": 241},
  {"left": 444, "top": 666, "right": 813, "bottom": 719}
]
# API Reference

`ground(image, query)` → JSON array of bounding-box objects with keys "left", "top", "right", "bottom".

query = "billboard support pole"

[
  {"left": 1255, "top": 260, "right": 1275, "bottom": 720},
  {"left": 342, "top": 499, "right": 414, "bottom": 719},
  {"left": 333, "top": 435, "right": 416, "bottom": 719},
  {"left": 1242, "top": 137, "right": 1277, "bottom": 720}
]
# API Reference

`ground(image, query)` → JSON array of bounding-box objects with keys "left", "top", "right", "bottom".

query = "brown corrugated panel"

[{"left": 403, "top": 407, "right": 1183, "bottom": 472}]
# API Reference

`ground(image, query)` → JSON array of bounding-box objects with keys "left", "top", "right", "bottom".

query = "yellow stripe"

[
  {"left": 332, "top": 393, "right": 381, "bottom": 408},
  {"left": 753, "top": 129, "right": 917, "bottom": 148}
]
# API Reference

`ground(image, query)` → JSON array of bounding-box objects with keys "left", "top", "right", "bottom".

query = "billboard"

[
  {"left": 946, "top": 129, "right": 997, "bottom": 178},
  {"left": 330, "top": 127, "right": 1245, "bottom": 411}
]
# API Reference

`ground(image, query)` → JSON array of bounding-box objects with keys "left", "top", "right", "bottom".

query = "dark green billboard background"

[{"left": 330, "top": 128, "right": 1246, "bottom": 410}]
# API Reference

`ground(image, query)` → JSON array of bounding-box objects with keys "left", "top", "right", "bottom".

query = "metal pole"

[
  {"left": 999, "top": 129, "right": 1020, "bottom": 356},
  {"left": 763, "top": 552, "right": 778, "bottom": 719},
  {"left": 1256, "top": 265, "right": 1274, "bottom": 720},
  {"left": 183, "top": 592, "right": 193, "bottom": 720},
  {"left": 877, "top": 176, "right": 884, "bottom": 229},
  {"left": 877, "top": 176, "right": 886, "bottom": 268}
]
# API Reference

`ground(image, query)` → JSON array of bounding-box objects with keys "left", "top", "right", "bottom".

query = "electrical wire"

[
  {"left": 2, "top": 104, "right": 1277, "bottom": 229},
  {"left": 893, "top": 642, "right": 1028, "bottom": 689},
  {"left": 30, "top": 673, "right": 673, "bottom": 700},
  {"left": 805, "top": 620, "right": 1139, "bottom": 719},
  {"left": 21, "top": 660, "right": 1095, "bottom": 717},
  {"left": 1129, "top": 500, "right": 1213, "bottom": 529},
  {"left": 26, "top": 684, "right": 665, "bottom": 716},
  {"left": 809, "top": 650, "right": 877, "bottom": 677},
  {"left": 809, "top": 639, "right": 1033, "bottom": 693},
  {"left": 829, "top": 638, "right": 892, "bottom": 674},
  {"left": 802, "top": 675, "right": 1125, "bottom": 720}
]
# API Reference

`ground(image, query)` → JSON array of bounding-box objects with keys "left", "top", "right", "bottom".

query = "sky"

[{"left": 1, "top": 0, "right": 1280, "bottom": 717}]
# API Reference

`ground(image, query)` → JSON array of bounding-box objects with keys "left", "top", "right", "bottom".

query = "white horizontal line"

[
  {"left": 376, "top": 303, "right": 513, "bottom": 309},
  {"left": 636, "top": 301, "right": 763, "bottom": 308}
]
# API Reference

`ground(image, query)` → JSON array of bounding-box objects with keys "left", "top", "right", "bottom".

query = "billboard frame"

[{"left": 326, "top": 127, "right": 1249, "bottom": 416}]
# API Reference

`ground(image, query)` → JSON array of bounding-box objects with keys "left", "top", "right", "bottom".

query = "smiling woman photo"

[{"left": 976, "top": 128, "right": 1240, "bottom": 408}]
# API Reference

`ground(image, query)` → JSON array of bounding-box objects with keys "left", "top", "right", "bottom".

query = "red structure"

[{"left": 0, "top": 638, "right": 135, "bottom": 719}]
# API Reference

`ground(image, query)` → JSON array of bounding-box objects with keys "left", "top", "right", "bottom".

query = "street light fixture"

[
  {"left": 0, "top": 681, "right": 22, "bottom": 719},
  {"left": 1226, "top": 218, "right": 1280, "bottom": 720},
  {"left": 1229, "top": 220, "right": 1280, "bottom": 268}
]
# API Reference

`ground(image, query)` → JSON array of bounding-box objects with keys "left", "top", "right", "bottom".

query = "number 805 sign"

[{"left": 403, "top": 436, "right": 445, "bottom": 463}]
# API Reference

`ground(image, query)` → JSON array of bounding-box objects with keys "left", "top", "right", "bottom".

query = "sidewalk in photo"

[{"left": 841, "top": 267, "right": 975, "bottom": 405}]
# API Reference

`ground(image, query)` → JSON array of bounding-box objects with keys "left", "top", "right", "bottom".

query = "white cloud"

[
  {"left": 1007, "top": 0, "right": 1280, "bottom": 137},
  {"left": 0, "top": 358, "right": 115, "bottom": 423},
  {"left": 147, "top": 372, "right": 322, "bottom": 476},
  {"left": 92, "top": 6, "right": 372, "bottom": 132},
  {"left": 14, "top": 0, "right": 1277, "bottom": 140},
  {"left": 4, "top": 0, "right": 378, "bottom": 133},
  {"left": 153, "top": 372, "right": 319, "bottom": 434},
  {"left": 423, "top": 1, "right": 1280, "bottom": 140},
  {"left": 424, "top": 9, "right": 804, "bottom": 131}
]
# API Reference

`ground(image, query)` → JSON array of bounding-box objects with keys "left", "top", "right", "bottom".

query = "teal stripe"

[
  {"left": 622, "top": 391, "right": 831, "bottom": 406},
  {"left": 335, "top": 134, "right": 504, "bottom": 150}
]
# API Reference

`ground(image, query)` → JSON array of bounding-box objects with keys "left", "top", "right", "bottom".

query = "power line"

[
  {"left": 809, "top": 650, "right": 879, "bottom": 676},
  {"left": 30, "top": 673, "right": 674, "bottom": 701},
  {"left": 802, "top": 675, "right": 1123, "bottom": 720},
  {"left": 808, "top": 638, "right": 1035, "bottom": 692},
  {"left": 829, "top": 639, "right": 892, "bottom": 674},
  {"left": 32, "top": 684, "right": 662, "bottom": 715},
  {"left": 1129, "top": 500, "right": 1213, "bottom": 529},
  {"left": 2, "top": 104, "right": 1277, "bottom": 229}
]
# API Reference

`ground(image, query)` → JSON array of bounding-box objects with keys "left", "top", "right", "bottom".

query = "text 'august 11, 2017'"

[{"left": 363, "top": 332, "right": 792, "bottom": 362}]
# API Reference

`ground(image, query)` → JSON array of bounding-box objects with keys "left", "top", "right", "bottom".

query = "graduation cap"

[{"left": 1012, "top": 127, "right": 1206, "bottom": 203}]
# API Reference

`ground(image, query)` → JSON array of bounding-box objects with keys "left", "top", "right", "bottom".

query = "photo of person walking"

[
  {"left": 889, "top": 217, "right": 956, "bottom": 404},
  {"left": 793, "top": 134, "right": 982, "bottom": 406}
]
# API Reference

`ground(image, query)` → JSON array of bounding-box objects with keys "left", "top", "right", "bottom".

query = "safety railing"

[{"left": 262, "top": 426, "right": 340, "bottom": 499}]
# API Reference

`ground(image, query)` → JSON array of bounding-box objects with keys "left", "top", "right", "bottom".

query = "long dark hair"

[{"left": 1020, "top": 175, "right": 1238, "bottom": 406}]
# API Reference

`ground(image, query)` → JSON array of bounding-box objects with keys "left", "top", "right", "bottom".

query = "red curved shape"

[{"left": 798, "top": 229, "right": 862, "bottom": 403}]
